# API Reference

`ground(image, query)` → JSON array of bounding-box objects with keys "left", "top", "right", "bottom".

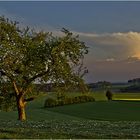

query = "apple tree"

[{"left": 0, "top": 16, "right": 88, "bottom": 121}]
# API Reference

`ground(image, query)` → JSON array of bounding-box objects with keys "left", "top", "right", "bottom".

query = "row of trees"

[{"left": 0, "top": 16, "right": 88, "bottom": 121}]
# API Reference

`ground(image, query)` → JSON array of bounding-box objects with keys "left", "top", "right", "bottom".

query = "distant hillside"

[
  {"left": 121, "top": 85, "right": 140, "bottom": 93},
  {"left": 128, "top": 78, "right": 140, "bottom": 84}
]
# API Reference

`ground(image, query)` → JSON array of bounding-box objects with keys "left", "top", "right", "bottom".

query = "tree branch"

[
  {"left": 0, "top": 70, "right": 6, "bottom": 76},
  {"left": 13, "top": 81, "right": 20, "bottom": 95},
  {"left": 27, "top": 67, "right": 50, "bottom": 84},
  {"left": 24, "top": 97, "right": 35, "bottom": 102}
]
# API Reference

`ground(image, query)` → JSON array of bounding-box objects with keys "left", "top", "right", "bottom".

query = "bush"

[
  {"left": 74, "top": 96, "right": 80, "bottom": 103},
  {"left": 44, "top": 94, "right": 95, "bottom": 108},
  {"left": 44, "top": 98, "right": 57, "bottom": 107},
  {"left": 0, "top": 95, "right": 17, "bottom": 111},
  {"left": 88, "top": 96, "right": 95, "bottom": 102},
  {"left": 64, "top": 98, "right": 73, "bottom": 104},
  {"left": 106, "top": 90, "right": 113, "bottom": 101},
  {"left": 78, "top": 94, "right": 95, "bottom": 103},
  {"left": 79, "top": 95, "right": 88, "bottom": 102},
  {"left": 57, "top": 100, "right": 65, "bottom": 106},
  {"left": 0, "top": 97, "right": 4, "bottom": 110}
]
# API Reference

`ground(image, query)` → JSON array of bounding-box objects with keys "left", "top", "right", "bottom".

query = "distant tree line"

[{"left": 128, "top": 78, "right": 140, "bottom": 85}]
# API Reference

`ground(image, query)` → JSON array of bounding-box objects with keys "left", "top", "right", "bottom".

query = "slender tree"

[{"left": 0, "top": 16, "right": 88, "bottom": 121}]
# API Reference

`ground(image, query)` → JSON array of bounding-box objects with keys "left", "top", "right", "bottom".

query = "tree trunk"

[{"left": 16, "top": 95, "right": 26, "bottom": 121}]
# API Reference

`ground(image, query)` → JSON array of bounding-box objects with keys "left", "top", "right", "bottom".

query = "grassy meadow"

[
  {"left": 93, "top": 91, "right": 140, "bottom": 101},
  {"left": 0, "top": 91, "right": 140, "bottom": 138}
]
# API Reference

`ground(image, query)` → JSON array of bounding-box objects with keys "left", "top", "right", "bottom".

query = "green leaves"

[{"left": 0, "top": 16, "right": 88, "bottom": 94}]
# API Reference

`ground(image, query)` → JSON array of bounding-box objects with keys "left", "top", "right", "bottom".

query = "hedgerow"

[{"left": 44, "top": 94, "right": 95, "bottom": 108}]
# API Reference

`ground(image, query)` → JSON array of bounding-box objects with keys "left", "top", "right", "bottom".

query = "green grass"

[
  {"left": 48, "top": 101, "right": 140, "bottom": 121},
  {"left": 0, "top": 92, "right": 140, "bottom": 121},
  {"left": 0, "top": 120, "right": 140, "bottom": 139},
  {"left": 92, "top": 91, "right": 107, "bottom": 101},
  {"left": 113, "top": 92, "right": 140, "bottom": 100},
  {"left": 0, "top": 92, "right": 140, "bottom": 138},
  {"left": 93, "top": 91, "right": 140, "bottom": 101}
]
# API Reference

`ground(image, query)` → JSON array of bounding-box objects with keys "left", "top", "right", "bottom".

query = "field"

[
  {"left": 93, "top": 91, "right": 140, "bottom": 101},
  {"left": 0, "top": 92, "right": 140, "bottom": 138}
]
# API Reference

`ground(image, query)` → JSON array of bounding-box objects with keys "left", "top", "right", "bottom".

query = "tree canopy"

[{"left": 0, "top": 16, "right": 88, "bottom": 120}]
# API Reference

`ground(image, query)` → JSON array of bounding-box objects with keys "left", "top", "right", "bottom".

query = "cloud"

[
  {"left": 76, "top": 31, "right": 140, "bottom": 82},
  {"left": 84, "top": 57, "right": 140, "bottom": 83},
  {"left": 74, "top": 31, "right": 140, "bottom": 61},
  {"left": 105, "top": 58, "right": 115, "bottom": 62},
  {"left": 1, "top": 8, "right": 140, "bottom": 61}
]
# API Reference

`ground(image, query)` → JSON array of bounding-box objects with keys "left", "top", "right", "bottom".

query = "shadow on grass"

[{"left": 0, "top": 129, "right": 16, "bottom": 134}]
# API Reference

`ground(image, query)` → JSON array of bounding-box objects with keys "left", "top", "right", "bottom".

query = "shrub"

[
  {"left": 77, "top": 95, "right": 95, "bottom": 103},
  {"left": 88, "top": 96, "right": 95, "bottom": 102},
  {"left": 0, "top": 97, "right": 4, "bottom": 110},
  {"left": 64, "top": 98, "right": 73, "bottom": 104},
  {"left": 44, "top": 94, "right": 95, "bottom": 108},
  {"left": 0, "top": 95, "right": 17, "bottom": 111},
  {"left": 106, "top": 90, "right": 113, "bottom": 101},
  {"left": 44, "top": 98, "right": 57, "bottom": 107},
  {"left": 57, "top": 100, "right": 65, "bottom": 106},
  {"left": 78, "top": 95, "right": 87, "bottom": 102},
  {"left": 74, "top": 96, "right": 80, "bottom": 103}
]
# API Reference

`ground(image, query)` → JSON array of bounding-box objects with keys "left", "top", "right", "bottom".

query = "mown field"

[{"left": 0, "top": 92, "right": 140, "bottom": 138}]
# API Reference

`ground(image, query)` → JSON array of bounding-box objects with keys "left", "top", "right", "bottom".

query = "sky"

[{"left": 1, "top": 1, "right": 140, "bottom": 83}]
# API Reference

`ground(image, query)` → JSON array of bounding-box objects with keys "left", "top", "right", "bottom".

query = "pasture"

[{"left": 0, "top": 92, "right": 140, "bottom": 138}]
